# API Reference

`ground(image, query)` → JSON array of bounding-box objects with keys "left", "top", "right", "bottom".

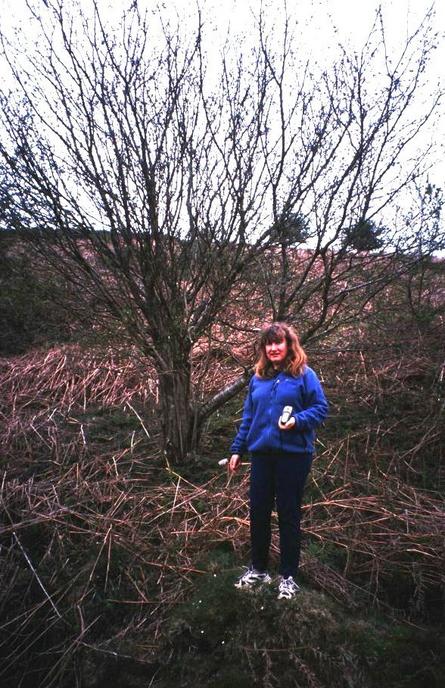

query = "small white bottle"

[{"left": 279, "top": 405, "right": 293, "bottom": 424}]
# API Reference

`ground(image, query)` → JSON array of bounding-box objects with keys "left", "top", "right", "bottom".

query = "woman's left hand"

[{"left": 278, "top": 417, "right": 296, "bottom": 431}]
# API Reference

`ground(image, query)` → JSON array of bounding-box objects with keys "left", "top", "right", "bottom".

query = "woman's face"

[{"left": 265, "top": 338, "right": 288, "bottom": 366}]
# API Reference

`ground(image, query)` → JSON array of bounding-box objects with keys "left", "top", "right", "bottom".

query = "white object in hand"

[
  {"left": 279, "top": 405, "right": 293, "bottom": 424},
  {"left": 218, "top": 458, "right": 229, "bottom": 466}
]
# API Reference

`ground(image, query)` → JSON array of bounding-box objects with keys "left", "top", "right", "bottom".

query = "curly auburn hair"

[{"left": 255, "top": 322, "right": 307, "bottom": 378}]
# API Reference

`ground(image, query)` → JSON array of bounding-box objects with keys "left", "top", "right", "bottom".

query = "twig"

[{"left": 12, "top": 531, "right": 62, "bottom": 619}]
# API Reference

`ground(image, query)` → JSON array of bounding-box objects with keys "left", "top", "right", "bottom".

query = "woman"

[{"left": 229, "top": 322, "right": 328, "bottom": 599}]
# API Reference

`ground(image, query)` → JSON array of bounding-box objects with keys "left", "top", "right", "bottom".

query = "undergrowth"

[{"left": 0, "top": 325, "right": 444, "bottom": 687}]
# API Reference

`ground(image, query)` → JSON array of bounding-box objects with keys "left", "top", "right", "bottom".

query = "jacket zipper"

[{"left": 269, "top": 377, "right": 280, "bottom": 447}]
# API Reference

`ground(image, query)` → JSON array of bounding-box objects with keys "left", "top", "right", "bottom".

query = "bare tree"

[
  {"left": 242, "top": 8, "right": 444, "bottom": 332},
  {"left": 0, "top": 0, "right": 442, "bottom": 462}
]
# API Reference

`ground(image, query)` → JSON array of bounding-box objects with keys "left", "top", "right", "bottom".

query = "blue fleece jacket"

[{"left": 230, "top": 367, "right": 328, "bottom": 456}]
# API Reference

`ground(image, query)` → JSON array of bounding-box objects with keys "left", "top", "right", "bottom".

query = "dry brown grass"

[{"left": 0, "top": 333, "right": 444, "bottom": 685}]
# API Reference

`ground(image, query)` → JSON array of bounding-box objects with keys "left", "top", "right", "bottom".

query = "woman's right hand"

[{"left": 229, "top": 454, "right": 241, "bottom": 472}]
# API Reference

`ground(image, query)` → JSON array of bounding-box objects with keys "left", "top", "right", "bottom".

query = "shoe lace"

[
  {"left": 280, "top": 577, "right": 296, "bottom": 592},
  {"left": 239, "top": 567, "right": 255, "bottom": 581}
]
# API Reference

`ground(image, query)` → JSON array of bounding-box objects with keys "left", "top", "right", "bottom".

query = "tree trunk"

[
  {"left": 156, "top": 341, "right": 252, "bottom": 464},
  {"left": 157, "top": 346, "right": 198, "bottom": 464}
]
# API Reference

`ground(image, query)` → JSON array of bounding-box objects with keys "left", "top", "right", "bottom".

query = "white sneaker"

[
  {"left": 235, "top": 567, "right": 272, "bottom": 589},
  {"left": 277, "top": 576, "right": 301, "bottom": 599}
]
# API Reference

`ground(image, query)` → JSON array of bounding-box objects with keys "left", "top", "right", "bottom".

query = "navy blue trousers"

[{"left": 249, "top": 452, "right": 312, "bottom": 578}]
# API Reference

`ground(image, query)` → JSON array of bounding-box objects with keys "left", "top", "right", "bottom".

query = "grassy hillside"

[
  {"left": 1, "top": 305, "right": 444, "bottom": 687},
  {"left": 1, "top": 246, "right": 444, "bottom": 686}
]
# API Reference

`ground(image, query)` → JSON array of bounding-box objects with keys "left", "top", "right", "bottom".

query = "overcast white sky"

[
  {"left": 1, "top": 0, "right": 444, "bottom": 189},
  {"left": 5, "top": 0, "right": 438, "bottom": 64},
  {"left": 2, "top": 0, "right": 443, "bottom": 68}
]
